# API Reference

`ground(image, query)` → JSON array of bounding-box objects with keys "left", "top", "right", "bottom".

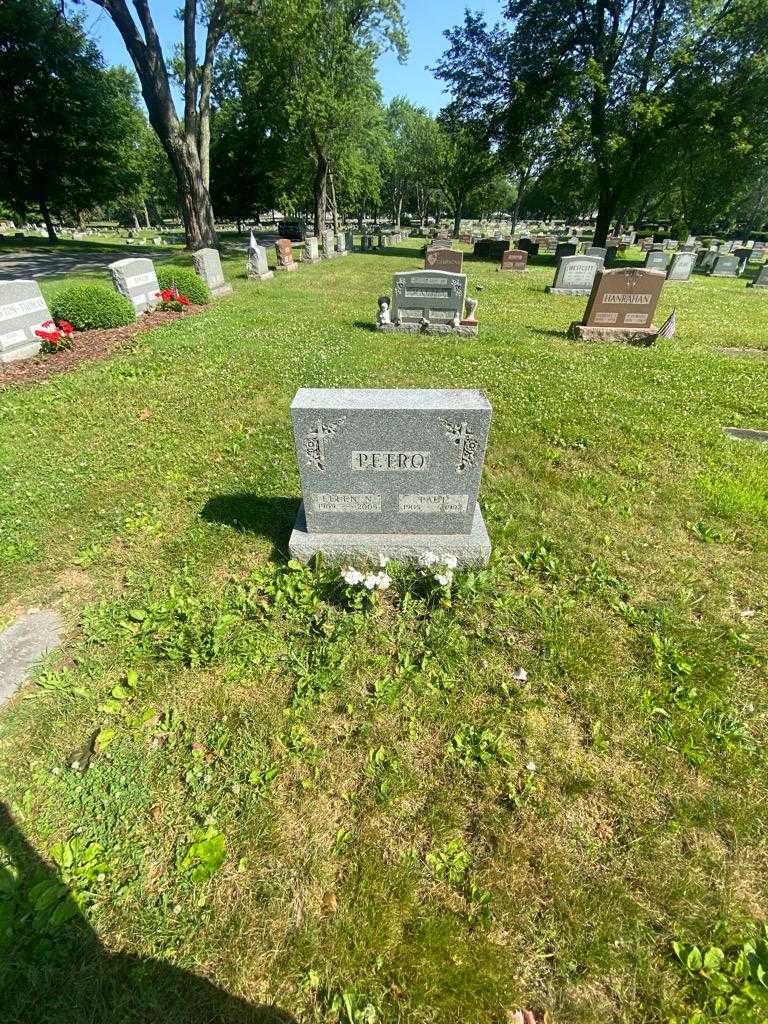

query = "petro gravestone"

[
  {"left": 709, "top": 254, "right": 738, "bottom": 277},
  {"left": 192, "top": 247, "right": 232, "bottom": 297},
  {"left": 425, "top": 247, "right": 463, "bottom": 273},
  {"left": 108, "top": 257, "right": 159, "bottom": 315},
  {"left": 289, "top": 387, "right": 492, "bottom": 566},
  {"left": 568, "top": 267, "right": 665, "bottom": 345},
  {"left": 644, "top": 250, "right": 668, "bottom": 272},
  {"left": 667, "top": 251, "right": 696, "bottom": 283},
  {"left": 377, "top": 269, "right": 476, "bottom": 336},
  {"left": 500, "top": 249, "right": 528, "bottom": 272},
  {"left": 275, "top": 238, "right": 298, "bottom": 272},
  {"left": 303, "top": 236, "right": 320, "bottom": 263},
  {"left": 546, "top": 254, "right": 603, "bottom": 295},
  {"left": 0, "top": 279, "right": 53, "bottom": 363}
]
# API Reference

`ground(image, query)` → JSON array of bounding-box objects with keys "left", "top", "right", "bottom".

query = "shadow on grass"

[
  {"left": 353, "top": 320, "right": 378, "bottom": 332},
  {"left": 200, "top": 494, "right": 298, "bottom": 558},
  {"left": 0, "top": 803, "right": 297, "bottom": 1024}
]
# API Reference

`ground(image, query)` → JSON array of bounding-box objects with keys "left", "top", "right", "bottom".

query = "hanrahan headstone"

[{"left": 568, "top": 267, "right": 665, "bottom": 345}]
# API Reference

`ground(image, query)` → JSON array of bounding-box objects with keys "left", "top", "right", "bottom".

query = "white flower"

[
  {"left": 419, "top": 550, "right": 439, "bottom": 567},
  {"left": 525, "top": 761, "right": 537, "bottom": 773},
  {"left": 363, "top": 574, "right": 379, "bottom": 590},
  {"left": 378, "top": 554, "right": 390, "bottom": 568},
  {"left": 512, "top": 667, "right": 529, "bottom": 683},
  {"left": 443, "top": 555, "right": 458, "bottom": 570},
  {"left": 341, "top": 566, "right": 364, "bottom": 586},
  {"left": 376, "top": 572, "right": 392, "bottom": 590},
  {"left": 434, "top": 570, "right": 454, "bottom": 587}
]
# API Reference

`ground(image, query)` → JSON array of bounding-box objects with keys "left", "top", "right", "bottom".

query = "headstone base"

[
  {"left": 302, "top": 255, "right": 321, "bottom": 264},
  {"left": 1, "top": 340, "right": 42, "bottom": 364},
  {"left": 275, "top": 263, "right": 298, "bottom": 272},
  {"left": 248, "top": 270, "right": 274, "bottom": 281},
  {"left": 210, "top": 283, "right": 233, "bottom": 297},
  {"left": 377, "top": 321, "right": 478, "bottom": 337},
  {"left": 289, "top": 502, "right": 491, "bottom": 567},
  {"left": 545, "top": 286, "right": 591, "bottom": 295},
  {"left": 568, "top": 322, "right": 658, "bottom": 346}
]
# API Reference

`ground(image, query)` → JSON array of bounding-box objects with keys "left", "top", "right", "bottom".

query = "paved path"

[
  {"left": 0, "top": 248, "right": 171, "bottom": 281},
  {"left": 0, "top": 610, "right": 64, "bottom": 708}
]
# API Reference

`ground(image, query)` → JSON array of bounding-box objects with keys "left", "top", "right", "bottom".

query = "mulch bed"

[{"left": 0, "top": 305, "right": 204, "bottom": 389}]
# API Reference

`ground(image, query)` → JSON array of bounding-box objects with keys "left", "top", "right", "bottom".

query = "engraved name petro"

[{"left": 350, "top": 450, "right": 430, "bottom": 471}]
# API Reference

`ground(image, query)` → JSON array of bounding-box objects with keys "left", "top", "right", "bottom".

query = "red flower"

[
  {"left": 42, "top": 319, "right": 54, "bottom": 328},
  {"left": 178, "top": 294, "right": 190, "bottom": 305},
  {"left": 58, "top": 319, "right": 74, "bottom": 334},
  {"left": 35, "top": 328, "right": 61, "bottom": 342}
]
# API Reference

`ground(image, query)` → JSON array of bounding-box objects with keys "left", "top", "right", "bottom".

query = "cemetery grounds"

[{"left": 1, "top": 236, "right": 767, "bottom": 1023}]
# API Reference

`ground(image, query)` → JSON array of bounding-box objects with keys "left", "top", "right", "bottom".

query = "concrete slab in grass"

[{"left": 0, "top": 609, "right": 64, "bottom": 707}]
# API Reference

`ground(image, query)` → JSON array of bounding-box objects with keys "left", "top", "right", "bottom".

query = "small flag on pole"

[
  {"left": 248, "top": 230, "right": 258, "bottom": 253},
  {"left": 657, "top": 308, "right": 676, "bottom": 339}
]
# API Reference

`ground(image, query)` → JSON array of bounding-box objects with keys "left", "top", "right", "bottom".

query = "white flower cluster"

[
  {"left": 340, "top": 556, "right": 391, "bottom": 591},
  {"left": 419, "top": 550, "right": 458, "bottom": 587}
]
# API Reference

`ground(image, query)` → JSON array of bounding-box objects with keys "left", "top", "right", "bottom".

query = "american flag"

[{"left": 657, "top": 309, "right": 677, "bottom": 339}]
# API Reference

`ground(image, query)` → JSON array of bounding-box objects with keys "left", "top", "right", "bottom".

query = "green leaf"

[
  {"left": 703, "top": 946, "right": 724, "bottom": 973},
  {"left": 686, "top": 946, "right": 703, "bottom": 971}
]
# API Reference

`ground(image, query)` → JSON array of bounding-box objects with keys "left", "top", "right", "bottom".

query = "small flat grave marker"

[
  {"left": 289, "top": 387, "right": 492, "bottom": 565},
  {"left": 0, "top": 279, "right": 52, "bottom": 363},
  {"left": 0, "top": 609, "right": 63, "bottom": 707},
  {"left": 724, "top": 426, "right": 768, "bottom": 443},
  {"left": 108, "top": 257, "right": 159, "bottom": 314}
]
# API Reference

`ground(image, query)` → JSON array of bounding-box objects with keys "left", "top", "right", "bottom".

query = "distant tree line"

[{"left": 1, "top": 0, "right": 765, "bottom": 247}]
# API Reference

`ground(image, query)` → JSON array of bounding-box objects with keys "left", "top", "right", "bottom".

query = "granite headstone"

[
  {"left": 108, "top": 257, "right": 159, "bottom": 314},
  {"left": 546, "top": 254, "right": 603, "bottom": 295},
  {"left": 0, "top": 279, "right": 52, "bottom": 363},
  {"left": 192, "top": 247, "right": 231, "bottom": 297}
]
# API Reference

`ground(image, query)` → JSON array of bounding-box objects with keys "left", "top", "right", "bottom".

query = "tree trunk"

[
  {"left": 313, "top": 150, "right": 328, "bottom": 236},
  {"left": 165, "top": 135, "right": 218, "bottom": 249},
  {"left": 395, "top": 194, "right": 402, "bottom": 229},
  {"left": 593, "top": 187, "right": 617, "bottom": 246},
  {"left": 40, "top": 201, "right": 57, "bottom": 243},
  {"left": 142, "top": 201, "right": 151, "bottom": 228},
  {"left": 328, "top": 168, "right": 339, "bottom": 232},
  {"left": 132, "top": 211, "right": 140, "bottom": 230},
  {"left": 452, "top": 199, "right": 463, "bottom": 238},
  {"left": 357, "top": 207, "right": 364, "bottom": 231}
]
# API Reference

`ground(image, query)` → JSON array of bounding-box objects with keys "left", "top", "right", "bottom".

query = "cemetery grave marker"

[
  {"left": 709, "top": 255, "right": 738, "bottom": 277},
  {"left": 604, "top": 245, "right": 619, "bottom": 267},
  {"left": 275, "top": 238, "right": 298, "bottom": 272},
  {"left": 586, "top": 246, "right": 607, "bottom": 259},
  {"left": 500, "top": 249, "right": 528, "bottom": 273},
  {"left": 323, "top": 229, "right": 337, "bottom": 258},
  {"left": 302, "top": 236, "right": 320, "bottom": 263},
  {"left": 644, "top": 250, "right": 668, "bottom": 272},
  {"left": 288, "top": 387, "right": 492, "bottom": 565},
  {"left": 0, "top": 279, "right": 53, "bottom": 363},
  {"left": 335, "top": 233, "right": 348, "bottom": 256},
  {"left": 733, "top": 248, "right": 751, "bottom": 273},
  {"left": 568, "top": 267, "right": 665, "bottom": 345},
  {"left": 376, "top": 269, "right": 476, "bottom": 336},
  {"left": 555, "top": 242, "right": 578, "bottom": 261},
  {"left": 247, "top": 239, "right": 273, "bottom": 281},
  {"left": 748, "top": 264, "right": 768, "bottom": 288},
  {"left": 667, "top": 251, "right": 696, "bottom": 283},
  {"left": 108, "top": 257, "right": 159, "bottom": 314},
  {"left": 546, "top": 254, "right": 603, "bottom": 295},
  {"left": 473, "top": 238, "right": 509, "bottom": 261},
  {"left": 425, "top": 247, "right": 464, "bottom": 273},
  {"left": 345, "top": 229, "right": 355, "bottom": 252},
  {"left": 516, "top": 238, "right": 540, "bottom": 257},
  {"left": 192, "top": 247, "right": 232, "bottom": 297}
]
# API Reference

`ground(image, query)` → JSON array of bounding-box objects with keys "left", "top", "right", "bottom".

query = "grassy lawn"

[{"left": 1, "top": 241, "right": 767, "bottom": 1023}]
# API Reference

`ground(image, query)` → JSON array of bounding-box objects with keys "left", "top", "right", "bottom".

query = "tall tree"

[
  {"left": 83, "top": 0, "right": 227, "bottom": 248},
  {"left": 435, "top": 107, "right": 500, "bottom": 237},
  {"left": 234, "top": 0, "right": 407, "bottom": 235},
  {"left": 436, "top": 0, "right": 768, "bottom": 244},
  {"left": 0, "top": 0, "right": 143, "bottom": 240}
]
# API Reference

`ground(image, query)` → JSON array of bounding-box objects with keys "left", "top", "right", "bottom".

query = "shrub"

[
  {"left": 49, "top": 284, "right": 135, "bottom": 331},
  {"left": 156, "top": 265, "right": 210, "bottom": 305}
]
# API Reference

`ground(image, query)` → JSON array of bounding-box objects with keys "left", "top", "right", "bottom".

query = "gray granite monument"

[
  {"left": 247, "top": 239, "right": 273, "bottom": 281},
  {"left": 709, "top": 254, "right": 738, "bottom": 277},
  {"left": 748, "top": 264, "right": 768, "bottom": 288},
  {"left": 0, "top": 279, "right": 52, "bottom": 363},
  {"left": 192, "top": 247, "right": 232, "bottom": 297},
  {"left": 546, "top": 254, "right": 603, "bottom": 295},
  {"left": 322, "top": 229, "right": 336, "bottom": 259},
  {"left": 303, "top": 236, "right": 320, "bottom": 263},
  {"left": 288, "top": 388, "right": 492, "bottom": 565},
  {"left": 667, "top": 251, "right": 695, "bottom": 283},
  {"left": 644, "top": 250, "right": 668, "bottom": 272},
  {"left": 108, "top": 257, "right": 159, "bottom": 314},
  {"left": 376, "top": 269, "right": 476, "bottom": 336}
]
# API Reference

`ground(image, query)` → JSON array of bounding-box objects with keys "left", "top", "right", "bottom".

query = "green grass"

[{"left": 1, "top": 242, "right": 768, "bottom": 1024}]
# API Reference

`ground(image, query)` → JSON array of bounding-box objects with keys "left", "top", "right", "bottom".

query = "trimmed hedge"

[
  {"left": 156, "top": 265, "right": 211, "bottom": 305},
  {"left": 48, "top": 283, "right": 135, "bottom": 331}
]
